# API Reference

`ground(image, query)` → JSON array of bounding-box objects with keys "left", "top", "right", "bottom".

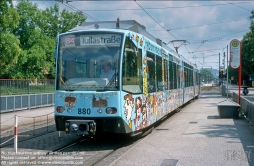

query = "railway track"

[
  {"left": 1, "top": 133, "right": 142, "bottom": 166},
  {"left": 1, "top": 114, "right": 176, "bottom": 166},
  {"left": 1, "top": 96, "right": 200, "bottom": 166},
  {"left": 40, "top": 104, "right": 187, "bottom": 166},
  {"left": 0, "top": 121, "right": 55, "bottom": 148},
  {"left": 46, "top": 134, "right": 142, "bottom": 166}
]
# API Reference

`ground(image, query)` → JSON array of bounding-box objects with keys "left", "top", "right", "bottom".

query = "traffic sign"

[{"left": 230, "top": 39, "right": 241, "bottom": 69}]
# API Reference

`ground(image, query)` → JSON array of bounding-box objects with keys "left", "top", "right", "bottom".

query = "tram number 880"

[{"left": 78, "top": 108, "right": 91, "bottom": 114}]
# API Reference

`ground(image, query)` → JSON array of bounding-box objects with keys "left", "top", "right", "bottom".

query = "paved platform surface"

[
  {"left": 110, "top": 91, "right": 254, "bottom": 166},
  {"left": 1, "top": 90, "right": 254, "bottom": 166},
  {"left": 0, "top": 106, "right": 54, "bottom": 130}
]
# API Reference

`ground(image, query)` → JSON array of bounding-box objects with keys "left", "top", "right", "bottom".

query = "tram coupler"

[{"left": 65, "top": 120, "right": 96, "bottom": 135}]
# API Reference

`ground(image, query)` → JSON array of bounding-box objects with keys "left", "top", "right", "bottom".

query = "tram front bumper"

[{"left": 65, "top": 120, "right": 96, "bottom": 135}]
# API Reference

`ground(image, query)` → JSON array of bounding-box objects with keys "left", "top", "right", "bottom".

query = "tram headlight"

[
  {"left": 105, "top": 107, "right": 117, "bottom": 114},
  {"left": 67, "top": 108, "right": 72, "bottom": 113},
  {"left": 97, "top": 109, "right": 102, "bottom": 114},
  {"left": 56, "top": 106, "right": 65, "bottom": 113}
]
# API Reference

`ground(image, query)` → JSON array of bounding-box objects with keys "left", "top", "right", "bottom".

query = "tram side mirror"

[
  {"left": 54, "top": 49, "right": 57, "bottom": 58},
  {"left": 127, "top": 32, "right": 131, "bottom": 39}
]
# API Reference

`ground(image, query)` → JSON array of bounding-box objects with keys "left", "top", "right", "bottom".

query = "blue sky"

[{"left": 26, "top": 1, "right": 254, "bottom": 70}]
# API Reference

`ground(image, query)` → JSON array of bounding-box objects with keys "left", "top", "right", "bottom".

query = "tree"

[
  {"left": 241, "top": 9, "right": 254, "bottom": 84},
  {"left": 9, "top": 29, "right": 55, "bottom": 78},
  {"left": 0, "top": 0, "right": 20, "bottom": 77},
  {"left": 7, "top": 0, "right": 86, "bottom": 79},
  {"left": 199, "top": 69, "right": 214, "bottom": 83},
  {"left": 38, "top": 4, "right": 86, "bottom": 38}
]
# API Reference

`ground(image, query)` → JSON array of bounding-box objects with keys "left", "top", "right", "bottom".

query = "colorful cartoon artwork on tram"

[
  {"left": 141, "top": 104, "right": 148, "bottom": 128},
  {"left": 134, "top": 97, "right": 142, "bottom": 130},
  {"left": 143, "top": 66, "right": 148, "bottom": 95},
  {"left": 184, "top": 87, "right": 193, "bottom": 102},
  {"left": 140, "top": 36, "right": 144, "bottom": 46},
  {"left": 147, "top": 95, "right": 154, "bottom": 124},
  {"left": 169, "top": 91, "right": 179, "bottom": 111},
  {"left": 123, "top": 91, "right": 181, "bottom": 131},
  {"left": 157, "top": 92, "right": 163, "bottom": 118},
  {"left": 135, "top": 35, "right": 139, "bottom": 42},
  {"left": 123, "top": 33, "right": 185, "bottom": 131},
  {"left": 123, "top": 93, "right": 134, "bottom": 128}
]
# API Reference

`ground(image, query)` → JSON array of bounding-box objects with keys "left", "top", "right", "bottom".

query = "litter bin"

[
  {"left": 217, "top": 99, "right": 240, "bottom": 118},
  {"left": 221, "top": 84, "right": 226, "bottom": 96}
]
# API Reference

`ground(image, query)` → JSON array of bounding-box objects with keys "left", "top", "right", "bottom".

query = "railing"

[
  {"left": 0, "top": 113, "right": 55, "bottom": 148},
  {"left": 232, "top": 92, "right": 254, "bottom": 125},
  {"left": 0, "top": 79, "right": 55, "bottom": 113},
  {"left": 0, "top": 79, "right": 54, "bottom": 95}
]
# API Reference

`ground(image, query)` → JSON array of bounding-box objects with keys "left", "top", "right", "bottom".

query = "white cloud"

[{"left": 27, "top": 0, "right": 254, "bottom": 69}]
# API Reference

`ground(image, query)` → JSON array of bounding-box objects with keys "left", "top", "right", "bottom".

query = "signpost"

[{"left": 230, "top": 39, "right": 241, "bottom": 104}]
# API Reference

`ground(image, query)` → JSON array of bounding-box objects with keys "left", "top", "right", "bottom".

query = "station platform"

[
  {"left": 1, "top": 90, "right": 254, "bottom": 166},
  {"left": 110, "top": 90, "right": 254, "bottom": 166},
  {"left": 0, "top": 106, "right": 54, "bottom": 131}
]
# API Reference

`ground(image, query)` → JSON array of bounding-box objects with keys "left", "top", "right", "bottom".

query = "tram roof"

[
  {"left": 69, "top": 19, "right": 197, "bottom": 69},
  {"left": 70, "top": 20, "right": 176, "bottom": 52}
]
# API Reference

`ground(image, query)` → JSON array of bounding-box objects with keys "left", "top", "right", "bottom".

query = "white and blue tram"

[{"left": 54, "top": 20, "right": 200, "bottom": 136}]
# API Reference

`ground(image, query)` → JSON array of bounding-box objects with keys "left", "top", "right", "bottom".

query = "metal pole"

[
  {"left": 239, "top": 41, "right": 242, "bottom": 104},
  {"left": 33, "top": 117, "right": 35, "bottom": 136},
  {"left": 14, "top": 115, "right": 18, "bottom": 153},
  {"left": 44, "top": 79, "right": 45, "bottom": 93},
  {"left": 219, "top": 53, "right": 220, "bottom": 87},
  {"left": 47, "top": 114, "right": 48, "bottom": 132},
  {"left": 28, "top": 82, "right": 30, "bottom": 110},
  {"left": 227, "top": 45, "right": 229, "bottom": 99}
]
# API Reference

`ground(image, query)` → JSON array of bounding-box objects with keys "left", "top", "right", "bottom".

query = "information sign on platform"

[{"left": 230, "top": 39, "right": 241, "bottom": 69}]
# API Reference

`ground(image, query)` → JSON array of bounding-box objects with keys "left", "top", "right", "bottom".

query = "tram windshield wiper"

[
  {"left": 103, "top": 71, "right": 118, "bottom": 91},
  {"left": 58, "top": 74, "right": 72, "bottom": 91}
]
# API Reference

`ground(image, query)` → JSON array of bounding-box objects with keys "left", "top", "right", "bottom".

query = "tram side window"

[
  {"left": 193, "top": 71, "right": 196, "bottom": 85},
  {"left": 164, "top": 59, "right": 169, "bottom": 90},
  {"left": 169, "top": 61, "right": 174, "bottom": 90},
  {"left": 184, "top": 66, "right": 188, "bottom": 87},
  {"left": 190, "top": 68, "right": 193, "bottom": 86},
  {"left": 173, "top": 63, "right": 177, "bottom": 89},
  {"left": 187, "top": 68, "right": 191, "bottom": 87},
  {"left": 147, "top": 52, "right": 156, "bottom": 92},
  {"left": 169, "top": 61, "right": 178, "bottom": 90},
  {"left": 122, "top": 38, "right": 143, "bottom": 94},
  {"left": 156, "top": 55, "right": 163, "bottom": 91},
  {"left": 177, "top": 65, "right": 181, "bottom": 89},
  {"left": 184, "top": 65, "right": 194, "bottom": 87}
]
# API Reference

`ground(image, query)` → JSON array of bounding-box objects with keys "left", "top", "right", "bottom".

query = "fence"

[
  {"left": 0, "top": 93, "right": 54, "bottom": 113},
  {"left": 232, "top": 92, "right": 254, "bottom": 125},
  {"left": 0, "top": 79, "right": 55, "bottom": 113},
  {"left": 0, "top": 79, "right": 54, "bottom": 95},
  {"left": 0, "top": 112, "right": 55, "bottom": 148}
]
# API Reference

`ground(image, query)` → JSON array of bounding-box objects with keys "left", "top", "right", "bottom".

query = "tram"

[{"left": 54, "top": 19, "right": 200, "bottom": 136}]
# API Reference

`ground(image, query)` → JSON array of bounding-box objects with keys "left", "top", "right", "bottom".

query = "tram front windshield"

[{"left": 56, "top": 32, "right": 122, "bottom": 91}]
